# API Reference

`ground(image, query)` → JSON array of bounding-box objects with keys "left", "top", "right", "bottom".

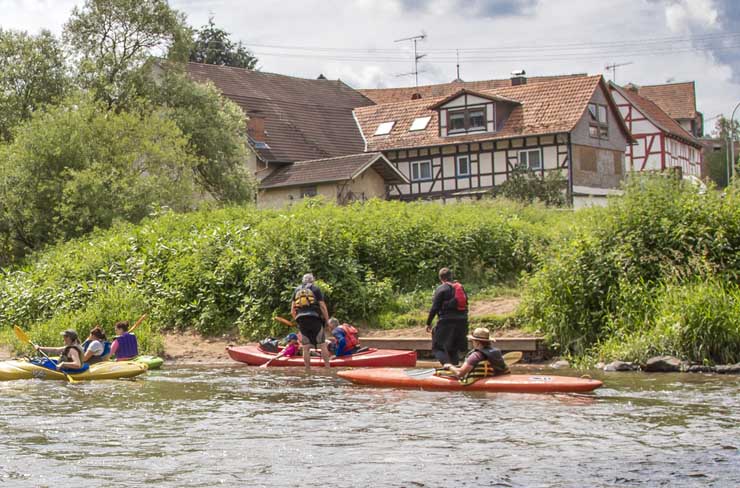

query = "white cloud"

[{"left": 665, "top": 0, "right": 718, "bottom": 32}]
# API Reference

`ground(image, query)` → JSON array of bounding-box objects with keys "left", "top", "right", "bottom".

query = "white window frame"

[
  {"left": 518, "top": 149, "right": 542, "bottom": 170},
  {"left": 411, "top": 160, "right": 433, "bottom": 181},
  {"left": 456, "top": 155, "right": 471, "bottom": 177}
]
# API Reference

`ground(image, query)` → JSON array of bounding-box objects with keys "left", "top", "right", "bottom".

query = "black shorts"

[
  {"left": 432, "top": 318, "right": 469, "bottom": 353},
  {"left": 296, "top": 315, "right": 325, "bottom": 347}
]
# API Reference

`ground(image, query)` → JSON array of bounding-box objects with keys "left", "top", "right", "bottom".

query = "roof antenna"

[
  {"left": 395, "top": 32, "right": 426, "bottom": 87},
  {"left": 605, "top": 61, "right": 633, "bottom": 83},
  {"left": 454, "top": 49, "right": 462, "bottom": 82}
]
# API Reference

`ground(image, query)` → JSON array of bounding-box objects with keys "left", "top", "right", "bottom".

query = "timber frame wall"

[{"left": 383, "top": 133, "right": 571, "bottom": 201}]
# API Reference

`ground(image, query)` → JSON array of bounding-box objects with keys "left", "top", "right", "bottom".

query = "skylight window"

[
  {"left": 374, "top": 121, "right": 395, "bottom": 136},
  {"left": 409, "top": 116, "right": 431, "bottom": 131}
]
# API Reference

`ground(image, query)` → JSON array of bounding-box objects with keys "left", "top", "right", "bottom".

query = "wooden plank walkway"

[{"left": 359, "top": 336, "right": 543, "bottom": 353}]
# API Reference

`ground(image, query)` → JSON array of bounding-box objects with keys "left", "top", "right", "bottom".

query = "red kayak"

[
  {"left": 226, "top": 345, "right": 417, "bottom": 368},
  {"left": 338, "top": 368, "right": 603, "bottom": 393}
]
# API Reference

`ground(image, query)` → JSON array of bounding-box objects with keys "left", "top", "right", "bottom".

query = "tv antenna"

[
  {"left": 395, "top": 32, "right": 426, "bottom": 87},
  {"left": 605, "top": 61, "right": 633, "bottom": 83}
]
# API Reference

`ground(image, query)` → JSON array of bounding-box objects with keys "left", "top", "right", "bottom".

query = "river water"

[{"left": 0, "top": 364, "right": 737, "bottom": 487}]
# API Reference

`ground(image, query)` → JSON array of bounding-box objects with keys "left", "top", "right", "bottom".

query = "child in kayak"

[
  {"left": 82, "top": 326, "right": 111, "bottom": 364},
  {"left": 327, "top": 318, "right": 360, "bottom": 357},
  {"left": 110, "top": 321, "right": 138, "bottom": 361},
  {"left": 35, "top": 329, "right": 88, "bottom": 373},
  {"left": 259, "top": 333, "right": 300, "bottom": 367}
]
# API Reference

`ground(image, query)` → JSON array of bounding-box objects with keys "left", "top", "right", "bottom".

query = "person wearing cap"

[
  {"left": 259, "top": 333, "right": 301, "bottom": 368},
  {"left": 290, "top": 273, "right": 331, "bottom": 369},
  {"left": 426, "top": 267, "right": 469, "bottom": 366},
  {"left": 442, "top": 327, "right": 509, "bottom": 384},
  {"left": 34, "top": 329, "right": 86, "bottom": 372}
]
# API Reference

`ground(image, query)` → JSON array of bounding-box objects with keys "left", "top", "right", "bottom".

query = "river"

[{"left": 0, "top": 365, "right": 738, "bottom": 487}]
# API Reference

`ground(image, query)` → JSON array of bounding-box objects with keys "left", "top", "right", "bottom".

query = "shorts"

[{"left": 296, "top": 315, "right": 325, "bottom": 347}]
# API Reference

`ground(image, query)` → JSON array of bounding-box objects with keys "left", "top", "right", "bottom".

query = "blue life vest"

[
  {"left": 34, "top": 357, "right": 90, "bottom": 374},
  {"left": 82, "top": 340, "right": 112, "bottom": 363}
]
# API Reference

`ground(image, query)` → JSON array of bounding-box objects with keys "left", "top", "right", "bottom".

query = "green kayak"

[{"left": 133, "top": 356, "right": 164, "bottom": 370}]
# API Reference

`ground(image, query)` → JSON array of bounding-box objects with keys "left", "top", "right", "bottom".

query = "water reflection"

[{"left": 0, "top": 365, "right": 737, "bottom": 487}]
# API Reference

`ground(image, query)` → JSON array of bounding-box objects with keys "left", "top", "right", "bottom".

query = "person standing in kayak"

[
  {"left": 290, "top": 273, "right": 331, "bottom": 369},
  {"left": 426, "top": 267, "right": 469, "bottom": 366},
  {"left": 110, "top": 321, "right": 138, "bottom": 361},
  {"left": 443, "top": 327, "right": 509, "bottom": 383},
  {"left": 35, "top": 329, "right": 86, "bottom": 372},
  {"left": 82, "top": 326, "right": 111, "bottom": 364}
]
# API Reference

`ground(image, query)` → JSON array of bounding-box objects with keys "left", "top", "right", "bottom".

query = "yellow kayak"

[{"left": 0, "top": 359, "right": 148, "bottom": 381}]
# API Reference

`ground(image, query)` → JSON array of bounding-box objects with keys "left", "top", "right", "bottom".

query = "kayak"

[
  {"left": 338, "top": 368, "right": 603, "bottom": 393},
  {"left": 0, "top": 359, "right": 148, "bottom": 381},
  {"left": 226, "top": 345, "right": 417, "bottom": 368},
  {"left": 133, "top": 355, "right": 164, "bottom": 370}
]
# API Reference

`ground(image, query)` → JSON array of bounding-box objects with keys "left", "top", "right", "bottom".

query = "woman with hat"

[
  {"left": 441, "top": 327, "right": 509, "bottom": 384},
  {"left": 34, "top": 329, "right": 87, "bottom": 372}
]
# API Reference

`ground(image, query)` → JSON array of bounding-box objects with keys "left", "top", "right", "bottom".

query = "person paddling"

[
  {"left": 110, "top": 321, "right": 138, "bottom": 361},
  {"left": 83, "top": 326, "right": 111, "bottom": 364},
  {"left": 327, "top": 318, "right": 360, "bottom": 358},
  {"left": 290, "top": 273, "right": 331, "bottom": 369},
  {"left": 441, "top": 327, "right": 510, "bottom": 385},
  {"left": 35, "top": 329, "right": 87, "bottom": 373},
  {"left": 426, "top": 267, "right": 469, "bottom": 366}
]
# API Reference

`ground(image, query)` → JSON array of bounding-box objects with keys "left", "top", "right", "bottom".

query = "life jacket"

[
  {"left": 34, "top": 357, "right": 89, "bottom": 374},
  {"left": 459, "top": 347, "right": 510, "bottom": 386},
  {"left": 443, "top": 281, "right": 468, "bottom": 312},
  {"left": 114, "top": 332, "right": 138, "bottom": 360},
  {"left": 60, "top": 344, "right": 85, "bottom": 364},
  {"left": 82, "top": 340, "right": 112, "bottom": 364},
  {"left": 293, "top": 284, "right": 320, "bottom": 317},
  {"left": 335, "top": 324, "right": 359, "bottom": 354}
]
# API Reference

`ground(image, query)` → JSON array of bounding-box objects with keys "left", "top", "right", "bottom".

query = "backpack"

[
  {"left": 259, "top": 338, "right": 279, "bottom": 353},
  {"left": 337, "top": 324, "right": 359, "bottom": 349},
  {"left": 444, "top": 281, "right": 468, "bottom": 311},
  {"left": 293, "top": 285, "right": 317, "bottom": 310}
]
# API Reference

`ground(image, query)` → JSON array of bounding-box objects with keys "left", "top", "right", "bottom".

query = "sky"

[{"left": 2, "top": 0, "right": 739, "bottom": 135}]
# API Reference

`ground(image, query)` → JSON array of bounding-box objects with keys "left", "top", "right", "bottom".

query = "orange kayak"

[
  {"left": 226, "top": 345, "right": 417, "bottom": 368},
  {"left": 338, "top": 368, "right": 603, "bottom": 393}
]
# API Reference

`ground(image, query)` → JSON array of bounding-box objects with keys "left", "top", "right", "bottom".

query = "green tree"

[
  {"left": 496, "top": 168, "right": 568, "bottom": 207},
  {"left": 152, "top": 72, "right": 255, "bottom": 202},
  {"left": 189, "top": 17, "right": 258, "bottom": 69},
  {"left": 63, "top": 0, "right": 190, "bottom": 108},
  {"left": 0, "top": 29, "right": 69, "bottom": 141},
  {"left": 0, "top": 93, "right": 196, "bottom": 261}
]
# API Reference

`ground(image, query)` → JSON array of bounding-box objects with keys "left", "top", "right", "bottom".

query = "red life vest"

[
  {"left": 337, "top": 324, "right": 359, "bottom": 350},
  {"left": 444, "top": 281, "right": 468, "bottom": 311}
]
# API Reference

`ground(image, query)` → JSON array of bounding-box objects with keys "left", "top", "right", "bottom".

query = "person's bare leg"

[
  {"left": 320, "top": 343, "right": 330, "bottom": 367},
  {"left": 302, "top": 344, "right": 311, "bottom": 370}
]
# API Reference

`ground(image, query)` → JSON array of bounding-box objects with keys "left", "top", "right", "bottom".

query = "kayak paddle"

[
  {"left": 273, "top": 316, "right": 296, "bottom": 327},
  {"left": 405, "top": 351, "right": 524, "bottom": 379},
  {"left": 128, "top": 313, "right": 148, "bottom": 334},
  {"left": 13, "top": 325, "right": 79, "bottom": 383}
]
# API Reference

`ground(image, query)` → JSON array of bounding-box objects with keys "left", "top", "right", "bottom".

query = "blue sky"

[{"left": 3, "top": 0, "right": 739, "bottom": 135}]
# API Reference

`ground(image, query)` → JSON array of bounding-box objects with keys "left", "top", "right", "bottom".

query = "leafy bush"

[
  {"left": 0, "top": 198, "right": 560, "bottom": 349},
  {"left": 522, "top": 175, "right": 740, "bottom": 363}
]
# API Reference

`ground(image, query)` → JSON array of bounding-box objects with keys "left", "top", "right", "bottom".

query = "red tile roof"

[
  {"left": 636, "top": 82, "right": 697, "bottom": 120},
  {"left": 187, "top": 62, "right": 374, "bottom": 163},
  {"left": 610, "top": 83, "right": 701, "bottom": 147},
  {"left": 360, "top": 74, "right": 589, "bottom": 104},
  {"left": 259, "top": 152, "right": 408, "bottom": 189},
  {"left": 354, "top": 75, "right": 629, "bottom": 152}
]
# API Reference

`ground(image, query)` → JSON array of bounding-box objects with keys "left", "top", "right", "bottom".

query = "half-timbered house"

[
  {"left": 353, "top": 75, "right": 633, "bottom": 207},
  {"left": 609, "top": 83, "right": 703, "bottom": 177}
]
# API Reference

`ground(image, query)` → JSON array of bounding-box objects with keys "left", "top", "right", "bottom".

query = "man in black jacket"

[{"left": 426, "top": 267, "right": 469, "bottom": 366}]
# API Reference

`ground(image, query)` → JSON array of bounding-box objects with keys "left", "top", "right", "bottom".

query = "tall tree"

[
  {"left": 189, "top": 17, "right": 258, "bottom": 69},
  {"left": 0, "top": 93, "right": 197, "bottom": 260},
  {"left": 152, "top": 72, "right": 255, "bottom": 203},
  {"left": 0, "top": 29, "right": 69, "bottom": 141},
  {"left": 63, "top": 0, "right": 190, "bottom": 108}
]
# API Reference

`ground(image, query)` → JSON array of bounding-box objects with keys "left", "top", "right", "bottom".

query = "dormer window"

[{"left": 447, "top": 108, "right": 487, "bottom": 134}]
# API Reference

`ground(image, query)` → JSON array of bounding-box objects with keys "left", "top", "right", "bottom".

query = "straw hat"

[{"left": 467, "top": 327, "right": 495, "bottom": 343}]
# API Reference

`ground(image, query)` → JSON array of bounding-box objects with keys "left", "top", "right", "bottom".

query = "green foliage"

[
  {"left": 63, "top": 0, "right": 190, "bottom": 108},
  {"left": 0, "top": 199, "right": 558, "bottom": 344},
  {"left": 0, "top": 29, "right": 69, "bottom": 141},
  {"left": 0, "top": 94, "right": 197, "bottom": 262},
  {"left": 150, "top": 72, "right": 256, "bottom": 203},
  {"left": 521, "top": 175, "right": 740, "bottom": 364},
  {"left": 189, "top": 17, "right": 258, "bottom": 69},
  {"left": 495, "top": 167, "right": 568, "bottom": 207}
]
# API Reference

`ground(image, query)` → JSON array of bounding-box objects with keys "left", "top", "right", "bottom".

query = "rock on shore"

[{"left": 643, "top": 356, "right": 683, "bottom": 372}]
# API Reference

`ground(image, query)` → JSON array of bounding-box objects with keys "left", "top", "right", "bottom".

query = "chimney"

[
  {"left": 624, "top": 82, "right": 639, "bottom": 93},
  {"left": 247, "top": 115, "right": 266, "bottom": 142},
  {"left": 511, "top": 69, "right": 527, "bottom": 86}
]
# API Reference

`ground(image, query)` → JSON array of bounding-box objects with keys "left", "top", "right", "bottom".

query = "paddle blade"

[
  {"left": 273, "top": 316, "right": 295, "bottom": 327},
  {"left": 503, "top": 351, "right": 523, "bottom": 366},
  {"left": 13, "top": 325, "right": 30, "bottom": 344},
  {"left": 404, "top": 368, "right": 437, "bottom": 378}
]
